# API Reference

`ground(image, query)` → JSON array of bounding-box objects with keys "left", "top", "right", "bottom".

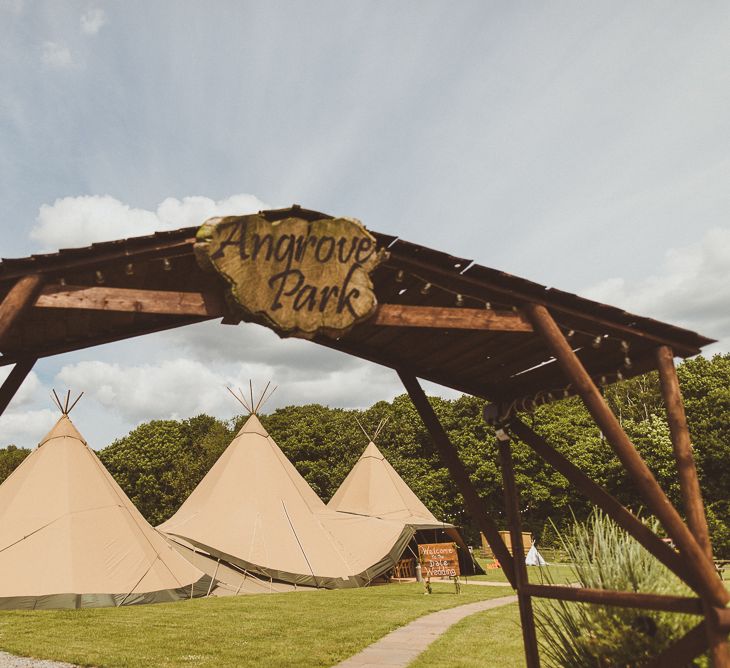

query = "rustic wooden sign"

[
  {"left": 418, "top": 542, "right": 461, "bottom": 578},
  {"left": 195, "top": 213, "right": 386, "bottom": 338}
]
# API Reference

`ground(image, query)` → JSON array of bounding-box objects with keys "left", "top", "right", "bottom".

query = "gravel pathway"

[
  {"left": 0, "top": 652, "right": 77, "bottom": 667},
  {"left": 333, "top": 594, "right": 518, "bottom": 667}
]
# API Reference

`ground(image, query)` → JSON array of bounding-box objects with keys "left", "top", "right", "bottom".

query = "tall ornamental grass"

[{"left": 535, "top": 510, "right": 705, "bottom": 667}]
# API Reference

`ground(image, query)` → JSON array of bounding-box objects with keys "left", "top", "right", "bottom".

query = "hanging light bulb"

[
  {"left": 624, "top": 356, "right": 633, "bottom": 369},
  {"left": 95, "top": 270, "right": 104, "bottom": 284},
  {"left": 395, "top": 270, "right": 404, "bottom": 282},
  {"left": 620, "top": 340, "right": 630, "bottom": 353},
  {"left": 592, "top": 336, "right": 602, "bottom": 348},
  {"left": 566, "top": 329, "right": 575, "bottom": 338},
  {"left": 455, "top": 293, "right": 464, "bottom": 306},
  {"left": 420, "top": 282, "right": 431, "bottom": 295},
  {"left": 125, "top": 263, "right": 134, "bottom": 276},
  {"left": 485, "top": 301, "right": 492, "bottom": 310},
  {"left": 616, "top": 370, "right": 624, "bottom": 381},
  {"left": 162, "top": 258, "right": 172, "bottom": 271}
]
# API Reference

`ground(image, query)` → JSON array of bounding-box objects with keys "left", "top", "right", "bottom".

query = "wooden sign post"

[
  {"left": 418, "top": 542, "right": 461, "bottom": 578},
  {"left": 195, "top": 213, "right": 386, "bottom": 338}
]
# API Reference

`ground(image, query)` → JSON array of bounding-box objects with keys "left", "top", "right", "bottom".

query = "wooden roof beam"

[
  {"left": 34, "top": 285, "right": 533, "bottom": 332},
  {"left": 386, "top": 253, "right": 707, "bottom": 356}
]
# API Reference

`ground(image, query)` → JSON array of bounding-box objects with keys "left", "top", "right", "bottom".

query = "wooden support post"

[
  {"left": 507, "top": 417, "right": 701, "bottom": 593},
  {"left": 655, "top": 345, "right": 730, "bottom": 666},
  {"left": 0, "top": 274, "right": 44, "bottom": 346},
  {"left": 397, "top": 371, "right": 517, "bottom": 587},
  {"left": 655, "top": 346, "right": 712, "bottom": 555},
  {"left": 0, "top": 358, "right": 36, "bottom": 417},
  {"left": 497, "top": 430, "right": 541, "bottom": 668},
  {"left": 524, "top": 303, "right": 729, "bottom": 609},
  {"left": 521, "top": 584, "right": 703, "bottom": 615}
]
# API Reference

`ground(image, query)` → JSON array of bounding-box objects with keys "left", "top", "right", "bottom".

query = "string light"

[
  {"left": 162, "top": 258, "right": 172, "bottom": 271},
  {"left": 393, "top": 269, "right": 639, "bottom": 398},
  {"left": 125, "top": 263, "right": 134, "bottom": 276},
  {"left": 95, "top": 270, "right": 104, "bottom": 284}
]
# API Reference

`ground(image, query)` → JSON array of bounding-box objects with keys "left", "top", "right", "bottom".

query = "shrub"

[{"left": 536, "top": 510, "right": 703, "bottom": 667}]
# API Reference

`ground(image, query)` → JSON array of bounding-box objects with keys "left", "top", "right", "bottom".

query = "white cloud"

[
  {"left": 41, "top": 41, "right": 74, "bottom": 69},
  {"left": 583, "top": 226, "right": 730, "bottom": 351},
  {"left": 80, "top": 7, "right": 107, "bottom": 35},
  {"left": 56, "top": 359, "right": 248, "bottom": 422},
  {"left": 30, "top": 193, "right": 268, "bottom": 250},
  {"left": 0, "top": 368, "right": 40, "bottom": 408},
  {"left": 0, "top": 409, "right": 56, "bottom": 448},
  {"left": 54, "top": 352, "right": 407, "bottom": 426},
  {"left": 0, "top": 0, "right": 23, "bottom": 14}
]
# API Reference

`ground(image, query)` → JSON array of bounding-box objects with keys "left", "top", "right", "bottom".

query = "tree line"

[{"left": 1, "top": 354, "right": 728, "bottom": 557}]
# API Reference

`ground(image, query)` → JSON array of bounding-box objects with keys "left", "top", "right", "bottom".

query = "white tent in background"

[
  {"left": 525, "top": 542, "right": 547, "bottom": 566},
  {"left": 0, "top": 408, "right": 210, "bottom": 610},
  {"left": 159, "top": 413, "right": 414, "bottom": 589}
]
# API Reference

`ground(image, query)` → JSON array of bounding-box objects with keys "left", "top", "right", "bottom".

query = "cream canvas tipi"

[
  {"left": 0, "top": 403, "right": 210, "bottom": 609},
  {"left": 328, "top": 440, "right": 447, "bottom": 529},
  {"left": 328, "top": 430, "right": 483, "bottom": 575},
  {"left": 159, "top": 407, "right": 414, "bottom": 589}
]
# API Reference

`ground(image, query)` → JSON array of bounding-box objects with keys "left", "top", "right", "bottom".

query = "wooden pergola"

[{"left": 0, "top": 206, "right": 727, "bottom": 666}]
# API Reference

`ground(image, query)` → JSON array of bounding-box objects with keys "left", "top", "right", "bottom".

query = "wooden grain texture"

[
  {"left": 196, "top": 214, "right": 384, "bottom": 337},
  {"left": 521, "top": 584, "right": 703, "bottom": 614},
  {"left": 373, "top": 304, "right": 532, "bottom": 331},
  {"left": 0, "top": 274, "right": 44, "bottom": 345},
  {"left": 524, "top": 303, "right": 729, "bottom": 610},
  {"left": 35, "top": 285, "right": 225, "bottom": 317}
]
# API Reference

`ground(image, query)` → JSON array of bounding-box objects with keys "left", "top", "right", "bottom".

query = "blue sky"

[{"left": 2, "top": 1, "right": 729, "bottom": 448}]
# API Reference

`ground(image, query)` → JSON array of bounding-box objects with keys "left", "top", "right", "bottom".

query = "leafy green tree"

[
  {"left": 0, "top": 445, "right": 31, "bottom": 484},
  {"left": 98, "top": 415, "right": 231, "bottom": 525}
]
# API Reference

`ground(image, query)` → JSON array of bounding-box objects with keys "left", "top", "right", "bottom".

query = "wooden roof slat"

[{"left": 0, "top": 206, "right": 714, "bottom": 406}]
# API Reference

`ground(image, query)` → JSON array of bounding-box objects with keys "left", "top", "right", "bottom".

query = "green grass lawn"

[
  {"left": 411, "top": 603, "right": 525, "bottom": 668},
  {"left": 0, "top": 582, "right": 512, "bottom": 668}
]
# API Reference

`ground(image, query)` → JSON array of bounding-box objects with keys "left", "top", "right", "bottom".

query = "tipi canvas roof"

[
  {"left": 328, "top": 441, "right": 451, "bottom": 530},
  {"left": 0, "top": 415, "right": 210, "bottom": 609},
  {"left": 159, "top": 414, "right": 413, "bottom": 588}
]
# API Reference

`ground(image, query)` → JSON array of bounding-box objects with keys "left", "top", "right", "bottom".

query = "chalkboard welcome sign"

[{"left": 195, "top": 213, "right": 386, "bottom": 338}]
